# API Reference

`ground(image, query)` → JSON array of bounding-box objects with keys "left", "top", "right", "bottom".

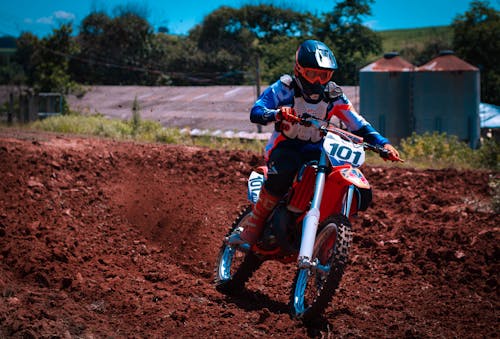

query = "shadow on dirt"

[
  {"left": 223, "top": 289, "right": 289, "bottom": 314},
  {"left": 222, "top": 288, "right": 338, "bottom": 338},
  {"left": 302, "top": 307, "right": 355, "bottom": 337}
]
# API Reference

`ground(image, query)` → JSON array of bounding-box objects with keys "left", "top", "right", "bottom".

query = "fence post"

[
  {"left": 22, "top": 95, "right": 30, "bottom": 123},
  {"left": 29, "top": 95, "right": 38, "bottom": 121},
  {"left": 16, "top": 94, "right": 22, "bottom": 123},
  {"left": 8, "top": 92, "right": 13, "bottom": 124}
]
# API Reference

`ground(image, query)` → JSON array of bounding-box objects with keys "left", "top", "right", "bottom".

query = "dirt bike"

[{"left": 214, "top": 115, "right": 402, "bottom": 322}]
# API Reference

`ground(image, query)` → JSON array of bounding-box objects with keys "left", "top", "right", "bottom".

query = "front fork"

[{"left": 297, "top": 152, "right": 354, "bottom": 269}]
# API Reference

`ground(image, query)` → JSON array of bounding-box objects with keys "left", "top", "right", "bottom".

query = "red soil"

[{"left": 0, "top": 129, "right": 497, "bottom": 338}]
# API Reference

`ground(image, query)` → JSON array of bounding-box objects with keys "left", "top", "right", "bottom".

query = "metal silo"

[
  {"left": 414, "top": 50, "right": 480, "bottom": 148},
  {"left": 359, "top": 52, "right": 415, "bottom": 144}
]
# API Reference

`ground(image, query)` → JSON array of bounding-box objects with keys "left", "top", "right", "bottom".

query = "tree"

[
  {"left": 187, "top": 5, "right": 316, "bottom": 84},
  {"left": 0, "top": 63, "right": 26, "bottom": 87},
  {"left": 35, "top": 23, "right": 79, "bottom": 94},
  {"left": 237, "top": 4, "right": 315, "bottom": 43},
  {"left": 400, "top": 37, "right": 452, "bottom": 66},
  {"left": 73, "top": 8, "right": 165, "bottom": 85},
  {"left": 190, "top": 6, "right": 249, "bottom": 80},
  {"left": 258, "top": 36, "right": 301, "bottom": 83},
  {"left": 14, "top": 25, "right": 78, "bottom": 94},
  {"left": 9, "top": 2, "right": 386, "bottom": 87},
  {"left": 317, "top": 0, "right": 382, "bottom": 85},
  {"left": 452, "top": 0, "right": 500, "bottom": 104},
  {"left": 13, "top": 32, "right": 40, "bottom": 87},
  {"left": 70, "top": 12, "right": 111, "bottom": 84}
]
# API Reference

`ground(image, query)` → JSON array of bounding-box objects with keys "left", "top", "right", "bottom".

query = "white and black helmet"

[{"left": 294, "top": 40, "right": 338, "bottom": 103}]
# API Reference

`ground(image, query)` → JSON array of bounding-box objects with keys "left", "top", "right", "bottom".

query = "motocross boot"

[{"left": 227, "top": 187, "right": 280, "bottom": 247}]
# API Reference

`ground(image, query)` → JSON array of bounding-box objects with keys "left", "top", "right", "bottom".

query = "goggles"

[{"left": 296, "top": 65, "right": 333, "bottom": 85}]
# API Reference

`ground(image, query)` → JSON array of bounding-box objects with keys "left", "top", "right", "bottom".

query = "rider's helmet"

[{"left": 294, "top": 40, "right": 338, "bottom": 103}]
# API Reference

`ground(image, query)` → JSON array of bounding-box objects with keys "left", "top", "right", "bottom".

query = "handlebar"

[
  {"left": 362, "top": 143, "right": 396, "bottom": 161},
  {"left": 296, "top": 114, "right": 404, "bottom": 162}
]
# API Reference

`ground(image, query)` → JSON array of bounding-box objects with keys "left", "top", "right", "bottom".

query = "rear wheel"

[
  {"left": 289, "top": 214, "right": 352, "bottom": 322},
  {"left": 214, "top": 206, "right": 263, "bottom": 294}
]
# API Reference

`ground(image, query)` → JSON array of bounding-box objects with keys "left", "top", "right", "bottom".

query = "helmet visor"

[{"left": 299, "top": 66, "right": 333, "bottom": 85}]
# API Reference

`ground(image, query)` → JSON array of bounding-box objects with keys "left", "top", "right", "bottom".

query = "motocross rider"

[{"left": 228, "top": 40, "right": 400, "bottom": 247}]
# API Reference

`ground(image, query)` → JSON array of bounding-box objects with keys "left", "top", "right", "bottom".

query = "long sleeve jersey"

[{"left": 250, "top": 75, "right": 389, "bottom": 160}]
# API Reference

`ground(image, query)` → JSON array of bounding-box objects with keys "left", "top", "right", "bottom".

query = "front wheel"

[
  {"left": 289, "top": 214, "right": 352, "bottom": 322},
  {"left": 214, "top": 206, "right": 263, "bottom": 294}
]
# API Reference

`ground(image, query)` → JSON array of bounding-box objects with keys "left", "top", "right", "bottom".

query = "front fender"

[{"left": 337, "top": 167, "right": 370, "bottom": 189}]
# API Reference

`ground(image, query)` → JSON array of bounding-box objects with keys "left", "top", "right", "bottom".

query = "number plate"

[
  {"left": 247, "top": 171, "right": 264, "bottom": 203},
  {"left": 323, "top": 132, "right": 365, "bottom": 167}
]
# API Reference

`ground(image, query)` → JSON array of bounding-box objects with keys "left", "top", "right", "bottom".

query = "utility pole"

[
  {"left": 253, "top": 39, "right": 262, "bottom": 133},
  {"left": 255, "top": 53, "right": 262, "bottom": 133}
]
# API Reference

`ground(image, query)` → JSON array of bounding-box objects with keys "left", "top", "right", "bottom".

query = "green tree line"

[{"left": 0, "top": 0, "right": 498, "bottom": 104}]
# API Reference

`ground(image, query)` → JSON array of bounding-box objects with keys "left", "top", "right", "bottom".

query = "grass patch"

[
  {"left": 26, "top": 113, "right": 266, "bottom": 153},
  {"left": 378, "top": 26, "right": 453, "bottom": 54},
  {"left": 399, "top": 132, "right": 499, "bottom": 171}
]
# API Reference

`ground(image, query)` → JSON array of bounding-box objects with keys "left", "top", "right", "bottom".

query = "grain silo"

[
  {"left": 359, "top": 52, "right": 415, "bottom": 144},
  {"left": 413, "top": 50, "right": 480, "bottom": 148}
]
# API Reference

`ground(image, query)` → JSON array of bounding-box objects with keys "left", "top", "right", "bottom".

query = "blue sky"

[{"left": 0, "top": 0, "right": 498, "bottom": 37}]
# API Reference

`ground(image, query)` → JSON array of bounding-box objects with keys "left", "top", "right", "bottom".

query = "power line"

[
  {"left": 37, "top": 43, "right": 249, "bottom": 83},
  {"left": 0, "top": 12, "right": 251, "bottom": 83},
  {"left": 0, "top": 27, "right": 247, "bottom": 82}
]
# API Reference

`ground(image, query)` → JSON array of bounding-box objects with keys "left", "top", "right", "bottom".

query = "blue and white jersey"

[{"left": 250, "top": 75, "right": 389, "bottom": 160}]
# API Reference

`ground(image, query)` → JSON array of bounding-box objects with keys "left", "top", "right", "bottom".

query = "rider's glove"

[
  {"left": 276, "top": 107, "right": 299, "bottom": 123},
  {"left": 382, "top": 144, "right": 402, "bottom": 162}
]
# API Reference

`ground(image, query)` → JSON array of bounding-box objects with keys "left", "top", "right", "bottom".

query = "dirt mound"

[{"left": 0, "top": 129, "right": 498, "bottom": 338}]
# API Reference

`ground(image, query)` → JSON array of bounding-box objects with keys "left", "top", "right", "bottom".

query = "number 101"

[{"left": 329, "top": 143, "right": 362, "bottom": 165}]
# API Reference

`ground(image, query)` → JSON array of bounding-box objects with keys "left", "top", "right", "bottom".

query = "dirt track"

[{"left": 0, "top": 129, "right": 498, "bottom": 338}]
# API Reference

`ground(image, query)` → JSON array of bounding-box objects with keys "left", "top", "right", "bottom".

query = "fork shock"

[
  {"left": 297, "top": 152, "right": 328, "bottom": 267},
  {"left": 341, "top": 184, "right": 355, "bottom": 217}
]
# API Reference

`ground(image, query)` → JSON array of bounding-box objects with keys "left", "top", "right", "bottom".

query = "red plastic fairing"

[
  {"left": 287, "top": 166, "right": 316, "bottom": 212},
  {"left": 287, "top": 164, "right": 367, "bottom": 222},
  {"left": 319, "top": 165, "right": 360, "bottom": 221}
]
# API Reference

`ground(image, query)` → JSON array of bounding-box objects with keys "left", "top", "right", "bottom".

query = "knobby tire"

[
  {"left": 214, "top": 206, "right": 263, "bottom": 294},
  {"left": 289, "top": 214, "right": 352, "bottom": 322}
]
